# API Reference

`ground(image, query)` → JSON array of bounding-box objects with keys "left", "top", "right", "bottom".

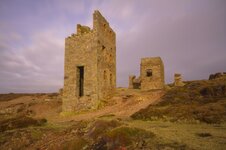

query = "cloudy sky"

[{"left": 0, "top": 0, "right": 226, "bottom": 93}]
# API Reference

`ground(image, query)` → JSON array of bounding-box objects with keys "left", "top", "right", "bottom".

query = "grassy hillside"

[
  {"left": 132, "top": 76, "right": 226, "bottom": 123},
  {"left": 0, "top": 93, "right": 58, "bottom": 102},
  {"left": 0, "top": 74, "right": 226, "bottom": 149}
]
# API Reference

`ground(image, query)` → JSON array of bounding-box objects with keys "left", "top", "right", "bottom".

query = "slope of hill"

[
  {"left": 132, "top": 75, "right": 226, "bottom": 123},
  {"left": 0, "top": 74, "right": 226, "bottom": 149}
]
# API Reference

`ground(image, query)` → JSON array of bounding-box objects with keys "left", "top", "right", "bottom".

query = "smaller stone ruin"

[
  {"left": 174, "top": 73, "right": 185, "bottom": 87},
  {"left": 129, "top": 57, "right": 165, "bottom": 90},
  {"left": 129, "top": 75, "right": 141, "bottom": 89}
]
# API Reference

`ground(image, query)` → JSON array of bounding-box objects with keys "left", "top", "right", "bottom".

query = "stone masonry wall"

[
  {"left": 128, "top": 75, "right": 141, "bottom": 89},
  {"left": 129, "top": 75, "right": 136, "bottom": 89},
  {"left": 94, "top": 11, "right": 116, "bottom": 99},
  {"left": 140, "top": 57, "right": 165, "bottom": 90},
  {"left": 62, "top": 10, "right": 116, "bottom": 112}
]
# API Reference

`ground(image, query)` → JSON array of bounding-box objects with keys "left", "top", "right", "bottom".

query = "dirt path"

[
  {"left": 57, "top": 89, "right": 164, "bottom": 122},
  {"left": 0, "top": 89, "right": 164, "bottom": 123}
]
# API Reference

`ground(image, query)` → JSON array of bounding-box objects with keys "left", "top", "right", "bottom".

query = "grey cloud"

[
  {"left": 0, "top": 29, "right": 64, "bottom": 93},
  {"left": 112, "top": 0, "right": 226, "bottom": 86},
  {"left": 0, "top": 0, "right": 226, "bottom": 92}
]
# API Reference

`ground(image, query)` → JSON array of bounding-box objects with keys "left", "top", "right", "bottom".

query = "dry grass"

[
  {"left": 0, "top": 93, "right": 59, "bottom": 102},
  {"left": 0, "top": 116, "right": 47, "bottom": 132},
  {"left": 132, "top": 77, "right": 226, "bottom": 123},
  {"left": 1, "top": 75, "right": 226, "bottom": 149},
  {"left": 128, "top": 120, "right": 226, "bottom": 150}
]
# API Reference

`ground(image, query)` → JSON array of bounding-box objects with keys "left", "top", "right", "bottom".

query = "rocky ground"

[{"left": 0, "top": 74, "right": 226, "bottom": 150}]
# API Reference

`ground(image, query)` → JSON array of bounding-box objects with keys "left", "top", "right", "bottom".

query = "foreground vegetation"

[
  {"left": 0, "top": 74, "right": 226, "bottom": 149},
  {"left": 0, "top": 117, "right": 226, "bottom": 150}
]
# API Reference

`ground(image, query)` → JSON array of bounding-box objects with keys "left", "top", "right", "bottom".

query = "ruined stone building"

[
  {"left": 129, "top": 76, "right": 141, "bottom": 89},
  {"left": 129, "top": 57, "right": 165, "bottom": 90},
  {"left": 62, "top": 10, "right": 116, "bottom": 112},
  {"left": 174, "top": 73, "right": 185, "bottom": 87}
]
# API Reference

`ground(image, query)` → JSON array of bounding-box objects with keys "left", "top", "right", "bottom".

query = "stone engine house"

[
  {"left": 62, "top": 10, "right": 116, "bottom": 112},
  {"left": 129, "top": 57, "right": 165, "bottom": 90}
]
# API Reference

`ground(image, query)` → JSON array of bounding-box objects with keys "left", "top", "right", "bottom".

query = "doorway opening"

[{"left": 77, "top": 66, "right": 84, "bottom": 97}]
